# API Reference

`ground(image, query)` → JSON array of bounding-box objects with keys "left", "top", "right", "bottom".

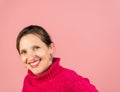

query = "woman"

[{"left": 16, "top": 25, "right": 98, "bottom": 92}]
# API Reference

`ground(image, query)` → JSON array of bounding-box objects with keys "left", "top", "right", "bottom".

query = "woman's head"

[
  {"left": 16, "top": 25, "right": 53, "bottom": 53},
  {"left": 16, "top": 25, "right": 54, "bottom": 75}
]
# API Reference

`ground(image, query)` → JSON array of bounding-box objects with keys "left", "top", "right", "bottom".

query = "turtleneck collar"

[{"left": 27, "top": 57, "right": 63, "bottom": 84}]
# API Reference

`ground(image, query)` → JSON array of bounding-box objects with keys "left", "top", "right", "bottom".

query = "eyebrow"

[
  {"left": 32, "top": 45, "right": 40, "bottom": 48},
  {"left": 20, "top": 45, "right": 40, "bottom": 52},
  {"left": 20, "top": 49, "right": 26, "bottom": 53}
]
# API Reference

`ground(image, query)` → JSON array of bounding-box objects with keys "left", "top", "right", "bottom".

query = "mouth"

[{"left": 29, "top": 59, "right": 41, "bottom": 68}]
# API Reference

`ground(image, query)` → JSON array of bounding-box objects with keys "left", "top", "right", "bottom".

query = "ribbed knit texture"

[{"left": 22, "top": 58, "right": 98, "bottom": 92}]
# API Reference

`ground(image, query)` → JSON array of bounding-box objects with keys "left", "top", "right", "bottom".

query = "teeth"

[{"left": 30, "top": 60, "right": 40, "bottom": 66}]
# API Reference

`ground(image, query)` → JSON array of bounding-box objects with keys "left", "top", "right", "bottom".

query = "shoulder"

[
  {"left": 59, "top": 67, "right": 84, "bottom": 84},
  {"left": 60, "top": 67, "right": 98, "bottom": 92},
  {"left": 60, "top": 67, "right": 82, "bottom": 79}
]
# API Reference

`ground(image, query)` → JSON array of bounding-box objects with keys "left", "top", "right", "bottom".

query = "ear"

[{"left": 49, "top": 43, "right": 55, "bottom": 54}]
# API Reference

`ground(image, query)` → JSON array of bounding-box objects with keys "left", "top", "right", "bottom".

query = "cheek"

[
  {"left": 37, "top": 50, "right": 50, "bottom": 57},
  {"left": 37, "top": 51, "right": 46, "bottom": 57},
  {"left": 20, "top": 56, "right": 26, "bottom": 63}
]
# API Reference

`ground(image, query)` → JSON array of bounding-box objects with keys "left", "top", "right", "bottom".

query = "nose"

[{"left": 27, "top": 51, "right": 36, "bottom": 61}]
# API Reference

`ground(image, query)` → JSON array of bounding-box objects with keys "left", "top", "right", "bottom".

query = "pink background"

[{"left": 0, "top": 0, "right": 120, "bottom": 92}]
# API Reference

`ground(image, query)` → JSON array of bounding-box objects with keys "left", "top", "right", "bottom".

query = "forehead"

[
  {"left": 20, "top": 34, "right": 41, "bottom": 42},
  {"left": 19, "top": 34, "right": 43, "bottom": 49}
]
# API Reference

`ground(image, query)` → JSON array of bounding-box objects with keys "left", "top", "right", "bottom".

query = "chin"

[{"left": 32, "top": 70, "right": 42, "bottom": 75}]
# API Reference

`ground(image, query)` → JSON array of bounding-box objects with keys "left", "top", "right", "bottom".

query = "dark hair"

[{"left": 16, "top": 25, "right": 53, "bottom": 53}]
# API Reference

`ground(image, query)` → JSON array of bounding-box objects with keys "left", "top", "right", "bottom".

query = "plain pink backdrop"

[{"left": 0, "top": 0, "right": 120, "bottom": 92}]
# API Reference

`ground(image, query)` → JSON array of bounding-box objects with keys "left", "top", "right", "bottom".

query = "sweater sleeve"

[{"left": 71, "top": 73, "right": 98, "bottom": 92}]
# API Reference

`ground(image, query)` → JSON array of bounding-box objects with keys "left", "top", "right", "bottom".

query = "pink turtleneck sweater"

[{"left": 22, "top": 58, "right": 98, "bottom": 92}]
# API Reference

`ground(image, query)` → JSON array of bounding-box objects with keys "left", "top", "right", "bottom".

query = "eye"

[
  {"left": 20, "top": 50, "right": 27, "bottom": 55},
  {"left": 33, "top": 46, "right": 40, "bottom": 51}
]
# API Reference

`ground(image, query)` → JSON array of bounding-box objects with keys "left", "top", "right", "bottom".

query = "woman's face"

[{"left": 19, "top": 34, "right": 54, "bottom": 75}]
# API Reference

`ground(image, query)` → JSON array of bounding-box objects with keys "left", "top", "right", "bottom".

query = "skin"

[{"left": 19, "top": 34, "right": 54, "bottom": 75}]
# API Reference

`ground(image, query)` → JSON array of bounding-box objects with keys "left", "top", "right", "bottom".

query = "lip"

[{"left": 29, "top": 59, "right": 41, "bottom": 68}]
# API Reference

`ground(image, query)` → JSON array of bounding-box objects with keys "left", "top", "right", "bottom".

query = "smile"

[{"left": 30, "top": 59, "right": 41, "bottom": 68}]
